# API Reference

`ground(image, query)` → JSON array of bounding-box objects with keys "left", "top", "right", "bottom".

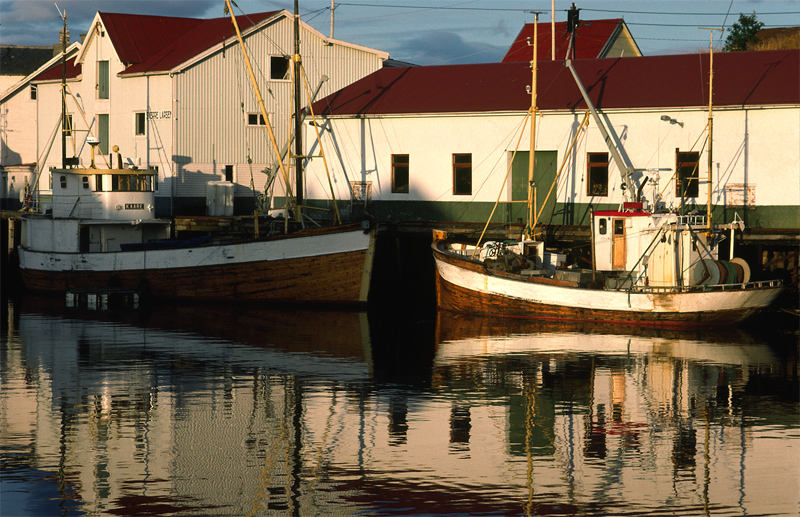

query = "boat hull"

[
  {"left": 19, "top": 225, "right": 376, "bottom": 305},
  {"left": 433, "top": 242, "right": 783, "bottom": 329}
]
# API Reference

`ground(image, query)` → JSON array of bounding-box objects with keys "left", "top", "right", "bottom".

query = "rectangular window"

[
  {"left": 270, "top": 56, "right": 290, "bottom": 80},
  {"left": 30, "top": 85, "right": 37, "bottom": 100},
  {"left": 587, "top": 152, "right": 608, "bottom": 196},
  {"left": 225, "top": 165, "right": 234, "bottom": 182},
  {"left": 98, "top": 114, "right": 109, "bottom": 156},
  {"left": 676, "top": 150, "right": 700, "bottom": 198},
  {"left": 98, "top": 60, "right": 109, "bottom": 99},
  {"left": 135, "top": 112, "right": 146, "bottom": 136},
  {"left": 247, "top": 113, "right": 266, "bottom": 126},
  {"left": 453, "top": 153, "right": 472, "bottom": 195},
  {"left": 391, "top": 154, "right": 409, "bottom": 193}
]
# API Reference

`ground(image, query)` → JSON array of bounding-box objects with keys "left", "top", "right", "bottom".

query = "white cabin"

[{"left": 22, "top": 167, "right": 170, "bottom": 253}]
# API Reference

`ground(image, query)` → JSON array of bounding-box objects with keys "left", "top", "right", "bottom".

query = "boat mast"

[
  {"left": 224, "top": 0, "right": 293, "bottom": 212},
  {"left": 60, "top": 9, "right": 67, "bottom": 169},
  {"left": 293, "top": 0, "right": 304, "bottom": 222},
  {"left": 527, "top": 13, "right": 539, "bottom": 240},
  {"left": 702, "top": 28, "right": 722, "bottom": 232}
]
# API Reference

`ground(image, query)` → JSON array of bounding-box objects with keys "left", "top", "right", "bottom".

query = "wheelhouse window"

[
  {"left": 98, "top": 60, "right": 109, "bottom": 99},
  {"left": 135, "top": 112, "right": 146, "bottom": 136},
  {"left": 453, "top": 153, "right": 472, "bottom": 196},
  {"left": 587, "top": 152, "right": 608, "bottom": 196},
  {"left": 247, "top": 113, "right": 266, "bottom": 126},
  {"left": 111, "top": 174, "right": 154, "bottom": 192},
  {"left": 30, "top": 85, "right": 37, "bottom": 100},
  {"left": 270, "top": 56, "right": 290, "bottom": 80},
  {"left": 676, "top": 150, "right": 700, "bottom": 198},
  {"left": 391, "top": 154, "right": 409, "bottom": 193}
]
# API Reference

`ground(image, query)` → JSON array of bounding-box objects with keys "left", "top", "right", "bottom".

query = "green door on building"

[{"left": 509, "top": 150, "right": 558, "bottom": 228}]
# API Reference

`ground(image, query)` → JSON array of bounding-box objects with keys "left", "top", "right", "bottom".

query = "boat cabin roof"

[{"left": 52, "top": 167, "right": 156, "bottom": 176}]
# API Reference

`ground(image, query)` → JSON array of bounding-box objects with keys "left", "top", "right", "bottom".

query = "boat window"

[
  {"left": 82, "top": 176, "right": 90, "bottom": 189},
  {"left": 95, "top": 175, "right": 104, "bottom": 192},
  {"left": 587, "top": 152, "right": 608, "bottom": 196},
  {"left": 676, "top": 150, "right": 700, "bottom": 198},
  {"left": 614, "top": 219, "right": 625, "bottom": 235},
  {"left": 112, "top": 174, "right": 130, "bottom": 192},
  {"left": 391, "top": 154, "right": 409, "bottom": 194},
  {"left": 599, "top": 219, "right": 607, "bottom": 235},
  {"left": 60, "top": 175, "right": 67, "bottom": 189},
  {"left": 453, "top": 153, "right": 472, "bottom": 196}
]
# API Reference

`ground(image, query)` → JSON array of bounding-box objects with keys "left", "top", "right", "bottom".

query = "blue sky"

[{"left": 2, "top": 1, "right": 798, "bottom": 65}]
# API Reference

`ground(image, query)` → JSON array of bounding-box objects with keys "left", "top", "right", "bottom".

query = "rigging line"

[
  {"left": 300, "top": 62, "right": 341, "bottom": 224},
  {"left": 722, "top": 0, "right": 735, "bottom": 29},
  {"left": 228, "top": 1, "right": 289, "bottom": 59},
  {"left": 233, "top": 50, "right": 261, "bottom": 208},
  {"left": 337, "top": 2, "right": 534, "bottom": 12},
  {"left": 472, "top": 109, "right": 532, "bottom": 258},
  {"left": 581, "top": 8, "right": 799, "bottom": 16}
]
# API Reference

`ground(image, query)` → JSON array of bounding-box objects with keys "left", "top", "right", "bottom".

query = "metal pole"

[
  {"left": 527, "top": 13, "right": 538, "bottom": 240},
  {"left": 294, "top": 0, "right": 303, "bottom": 220},
  {"left": 61, "top": 12, "right": 67, "bottom": 169}
]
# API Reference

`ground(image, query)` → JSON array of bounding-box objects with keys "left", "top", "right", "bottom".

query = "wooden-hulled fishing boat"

[
  {"left": 432, "top": 22, "right": 782, "bottom": 329},
  {"left": 18, "top": 166, "right": 376, "bottom": 304},
  {"left": 17, "top": 3, "right": 376, "bottom": 306}
]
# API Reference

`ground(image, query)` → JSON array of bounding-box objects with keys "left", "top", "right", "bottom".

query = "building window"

[
  {"left": 30, "top": 85, "right": 37, "bottom": 100},
  {"left": 134, "top": 112, "right": 146, "bottom": 136},
  {"left": 391, "top": 154, "right": 409, "bottom": 193},
  {"left": 453, "top": 153, "right": 472, "bottom": 195},
  {"left": 270, "top": 56, "right": 290, "bottom": 80},
  {"left": 587, "top": 152, "right": 608, "bottom": 196},
  {"left": 247, "top": 113, "right": 266, "bottom": 126},
  {"left": 98, "top": 60, "right": 109, "bottom": 99},
  {"left": 676, "top": 150, "right": 700, "bottom": 198},
  {"left": 225, "top": 165, "right": 234, "bottom": 182}
]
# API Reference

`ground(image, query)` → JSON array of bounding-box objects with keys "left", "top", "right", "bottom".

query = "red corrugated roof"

[
  {"left": 114, "top": 11, "right": 279, "bottom": 74},
  {"left": 100, "top": 13, "right": 203, "bottom": 65},
  {"left": 503, "top": 19, "right": 624, "bottom": 62},
  {"left": 313, "top": 49, "right": 799, "bottom": 116},
  {"left": 31, "top": 55, "right": 81, "bottom": 82}
]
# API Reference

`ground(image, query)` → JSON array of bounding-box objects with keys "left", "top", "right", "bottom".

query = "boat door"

[{"left": 612, "top": 218, "right": 626, "bottom": 269}]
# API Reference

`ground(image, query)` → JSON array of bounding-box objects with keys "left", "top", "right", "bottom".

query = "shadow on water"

[{"left": 1, "top": 292, "right": 798, "bottom": 516}]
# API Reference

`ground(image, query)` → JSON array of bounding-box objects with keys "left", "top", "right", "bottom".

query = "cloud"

[
  {"left": 395, "top": 30, "right": 507, "bottom": 65},
  {"left": 0, "top": 0, "right": 217, "bottom": 46}
]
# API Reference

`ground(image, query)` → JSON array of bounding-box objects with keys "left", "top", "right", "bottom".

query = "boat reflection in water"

[{"left": 1, "top": 298, "right": 797, "bottom": 516}]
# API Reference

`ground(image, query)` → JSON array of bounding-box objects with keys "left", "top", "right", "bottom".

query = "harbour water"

[{"left": 1, "top": 296, "right": 798, "bottom": 516}]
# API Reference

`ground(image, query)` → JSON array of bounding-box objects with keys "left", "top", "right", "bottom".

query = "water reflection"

[{"left": 1, "top": 298, "right": 797, "bottom": 516}]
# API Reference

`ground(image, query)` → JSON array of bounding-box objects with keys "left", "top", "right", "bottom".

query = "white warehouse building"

[
  {"left": 32, "top": 9, "right": 388, "bottom": 216},
  {"left": 307, "top": 49, "right": 799, "bottom": 233}
]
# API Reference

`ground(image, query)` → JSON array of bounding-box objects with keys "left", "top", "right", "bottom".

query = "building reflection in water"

[{"left": 1, "top": 298, "right": 797, "bottom": 516}]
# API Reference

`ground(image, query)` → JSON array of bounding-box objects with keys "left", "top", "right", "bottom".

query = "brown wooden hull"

[
  {"left": 433, "top": 244, "right": 778, "bottom": 329},
  {"left": 19, "top": 226, "right": 376, "bottom": 305}
]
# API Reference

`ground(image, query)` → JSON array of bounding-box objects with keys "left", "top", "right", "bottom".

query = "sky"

[{"left": 2, "top": 1, "right": 798, "bottom": 65}]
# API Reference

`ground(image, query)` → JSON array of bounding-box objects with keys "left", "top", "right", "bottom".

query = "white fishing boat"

[
  {"left": 432, "top": 22, "right": 782, "bottom": 329},
  {"left": 17, "top": 3, "right": 376, "bottom": 306}
]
